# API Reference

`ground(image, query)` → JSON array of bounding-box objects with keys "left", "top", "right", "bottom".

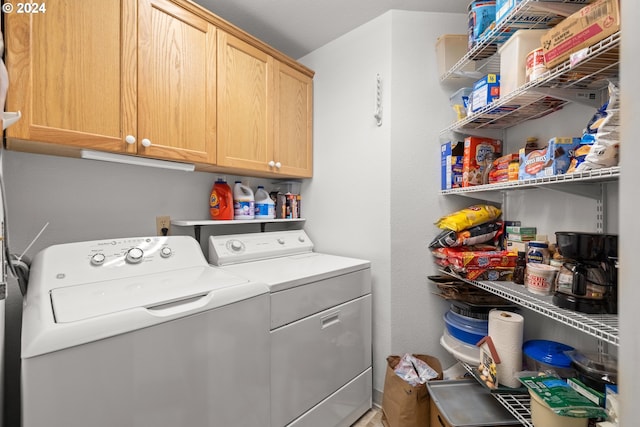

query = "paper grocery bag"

[{"left": 381, "top": 354, "right": 443, "bottom": 427}]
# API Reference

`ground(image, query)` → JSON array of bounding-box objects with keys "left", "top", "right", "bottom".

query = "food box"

[
  {"left": 432, "top": 246, "right": 517, "bottom": 270},
  {"left": 436, "top": 34, "right": 476, "bottom": 79},
  {"left": 471, "top": 74, "right": 500, "bottom": 112},
  {"left": 518, "top": 137, "right": 581, "bottom": 180},
  {"left": 498, "top": 29, "right": 548, "bottom": 97},
  {"left": 463, "top": 136, "right": 502, "bottom": 187},
  {"left": 441, "top": 141, "right": 465, "bottom": 190},
  {"left": 496, "top": 0, "right": 586, "bottom": 26},
  {"left": 540, "top": 0, "right": 621, "bottom": 69}
]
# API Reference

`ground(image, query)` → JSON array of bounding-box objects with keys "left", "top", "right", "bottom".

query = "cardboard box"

[
  {"left": 518, "top": 137, "right": 581, "bottom": 180},
  {"left": 471, "top": 74, "right": 500, "bottom": 112},
  {"left": 496, "top": 0, "right": 586, "bottom": 26},
  {"left": 441, "top": 140, "right": 464, "bottom": 190},
  {"left": 463, "top": 136, "right": 502, "bottom": 187},
  {"left": 541, "top": 0, "right": 621, "bottom": 69}
]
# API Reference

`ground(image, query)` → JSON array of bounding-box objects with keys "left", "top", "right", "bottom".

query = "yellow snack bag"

[{"left": 435, "top": 204, "right": 502, "bottom": 232}]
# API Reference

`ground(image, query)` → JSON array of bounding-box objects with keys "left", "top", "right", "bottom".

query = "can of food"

[{"left": 526, "top": 48, "right": 546, "bottom": 82}]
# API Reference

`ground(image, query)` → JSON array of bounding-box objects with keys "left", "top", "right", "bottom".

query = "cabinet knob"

[
  {"left": 141, "top": 138, "right": 152, "bottom": 147},
  {"left": 125, "top": 135, "right": 136, "bottom": 145},
  {"left": 268, "top": 160, "right": 275, "bottom": 167},
  {"left": 275, "top": 162, "right": 282, "bottom": 169}
]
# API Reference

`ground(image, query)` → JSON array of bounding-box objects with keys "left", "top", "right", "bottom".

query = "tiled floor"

[{"left": 351, "top": 407, "right": 384, "bottom": 427}]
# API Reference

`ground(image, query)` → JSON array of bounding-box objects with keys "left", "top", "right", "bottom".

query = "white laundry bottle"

[
  {"left": 254, "top": 186, "right": 275, "bottom": 219},
  {"left": 233, "top": 181, "right": 255, "bottom": 220}
]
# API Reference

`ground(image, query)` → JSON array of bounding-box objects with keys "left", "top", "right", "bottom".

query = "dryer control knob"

[
  {"left": 126, "top": 247, "right": 144, "bottom": 264},
  {"left": 298, "top": 235, "right": 305, "bottom": 242},
  {"left": 229, "top": 240, "right": 244, "bottom": 252},
  {"left": 160, "top": 247, "right": 173, "bottom": 258},
  {"left": 90, "top": 253, "right": 106, "bottom": 266},
  {"left": 277, "top": 238, "right": 285, "bottom": 245}
]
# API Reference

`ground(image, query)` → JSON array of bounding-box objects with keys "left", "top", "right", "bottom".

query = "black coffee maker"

[{"left": 553, "top": 232, "right": 618, "bottom": 314}]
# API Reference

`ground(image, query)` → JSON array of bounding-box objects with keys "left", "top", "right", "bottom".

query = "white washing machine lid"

[
  {"left": 50, "top": 266, "right": 249, "bottom": 323},
  {"left": 23, "top": 266, "right": 268, "bottom": 358},
  {"left": 218, "top": 252, "right": 370, "bottom": 292}
]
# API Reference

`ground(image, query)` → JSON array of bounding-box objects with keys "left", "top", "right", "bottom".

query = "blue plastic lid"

[{"left": 523, "top": 340, "right": 574, "bottom": 367}]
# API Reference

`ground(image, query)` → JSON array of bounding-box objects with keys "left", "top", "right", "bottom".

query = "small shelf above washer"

[{"left": 172, "top": 218, "right": 306, "bottom": 243}]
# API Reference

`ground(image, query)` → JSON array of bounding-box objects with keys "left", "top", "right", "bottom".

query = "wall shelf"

[
  {"left": 442, "top": 270, "right": 619, "bottom": 346},
  {"left": 460, "top": 362, "right": 533, "bottom": 427},
  {"left": 172, "top": 218, "right": 306, "bottom": 242}
]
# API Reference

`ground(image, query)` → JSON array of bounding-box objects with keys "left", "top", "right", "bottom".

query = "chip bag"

[{"left": 435, "top": 205, "right": 502, "bottom": 232}]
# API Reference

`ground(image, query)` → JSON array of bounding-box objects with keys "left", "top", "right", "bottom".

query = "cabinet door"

[
  {"left": 138, "top": 0, "right": 216, "bottom": 164},
  {"left": 217, "top": 30, "right": 274, "bottom": 172},
  {"left": 274, "top": 61, "right": 313, "bottom": 178},
  {"left": 5, "top": 0, "right": 136, "bottom": 152}
]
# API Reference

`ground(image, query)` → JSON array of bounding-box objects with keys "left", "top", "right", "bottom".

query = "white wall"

[{"left": 300, "top": 10, "right": 470, "bottom": 400}]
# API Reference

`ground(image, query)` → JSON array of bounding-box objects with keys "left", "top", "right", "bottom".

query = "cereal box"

[
  {"left": 471, "top": 74, "right": 500, "bottom": 112},
  {"left": 440, "top": 140, "right": 464, "bottom": 190},
  {"left": 463, "top": 136, "right": 502, "bottom": 187}
]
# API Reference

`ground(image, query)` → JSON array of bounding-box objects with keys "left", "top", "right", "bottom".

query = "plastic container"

[
  {"left": 498, "top": 29, "right": 547, "bottom": 97},
  {"left": 443, "top": 310, "right": 488, "bottom": 346},
  {"left": 522, "top": 340, "right": 575, "bottom": 378},
  {"left": 209, "top": 178, "right": 234, "bottom": 220},
  {"left": 526, "top": 241, "right": 550, "bottom": 264},
  {"left": 435, "top": 34, "right": 476, "bottom": 79},
  {"left": 449, "top": 87, "right": 473, "bottom": 120},
  {"left": 468, "top": 1, "right": 496, "bottom": 50},
  {"left": 566, "top": 350, "right": 617, "bottom": 392},
  {"left": 525, "top": 263, "right": 558, "bottom": 295},
  {"left": 233, "top": 181, "right": 255, "bottom": 220},
  {"left": 440, "top": 328, "right": 481, "bottom": 367},
  {"left": 254, "top": 186, "right": 275, "bottom": 219},
  {"left": 529, "top": 390, "right": 588, "bottom": 427}
]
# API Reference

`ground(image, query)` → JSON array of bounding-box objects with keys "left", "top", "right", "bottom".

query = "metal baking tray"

[{"left": 427, "top": 379, "right": 519, "bottom": 426}]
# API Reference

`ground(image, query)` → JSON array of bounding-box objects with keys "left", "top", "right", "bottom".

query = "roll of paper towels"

[{"left": 488, "top": 310, "right": 524, "bottom": 388}]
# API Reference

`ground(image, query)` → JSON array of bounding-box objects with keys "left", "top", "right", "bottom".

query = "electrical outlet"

[{"left": 156, "top": 216, "right": 171, "bottom": 236}]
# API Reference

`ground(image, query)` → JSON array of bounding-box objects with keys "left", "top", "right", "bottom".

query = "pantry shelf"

[
  {"left": 442, "top": 271, "right": 619, "bottom": 346},
  {"left": 440, "top": 31, "right": 620, "bottom": 134},
  {"left": 460, "top": 362, "right": 532, "bottom": 427},
  {"left": 441, "top": 0, "right": 586, "bottom": 83},
  {"left": 439, "top": 166, "right": 619, "bottom": 197}
]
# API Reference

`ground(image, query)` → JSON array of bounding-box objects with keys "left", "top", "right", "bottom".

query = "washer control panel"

[
  {"left": 209, "top": 230, "right": 314, "bottom": 266},
  {"left": 35, "top": 236, "right": 207, "bottom": 289}
]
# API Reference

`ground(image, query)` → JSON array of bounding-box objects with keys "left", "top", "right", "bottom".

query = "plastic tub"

[
  {"left": 529, "top": 391, "right": 588, "bottom": 427},
  {"left": 440, "top": 328, "right": 481, "bottom": 366},
  {"left": 443, "top": 310, "right": 487, "bottom": 345},
  {"left": 522, "top": 340, "right": 575, "bottom": 378},
  {"left": 436, "top": 34, "right": 476, "bottom": 79},
  {"left": 525, "top": 263, "right": 558, "bottom": 296},
  {"left": 498, "top": 29, "right": 547, "bottom": 97},
  {"left": 566, "top": 350, "right": 617, "bottom": 392}
]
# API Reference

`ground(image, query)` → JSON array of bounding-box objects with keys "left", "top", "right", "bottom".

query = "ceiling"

[{"left": 192, "top": 0, "right": 469, "bottom": 59}]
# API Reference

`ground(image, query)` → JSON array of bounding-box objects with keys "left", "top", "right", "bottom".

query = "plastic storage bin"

[
  {"left": 449, "top": 87, "right": 472, "bottom": 120},
  {"left": 498, "top": 29, "right": 547, "bottom": 97},
  {"left": 522, "top": 340, "right": 576, "bottom": 378},
  {"left": 443, "top": 310, "right": 488, "bottom": 345},
  {"left": 436, "top": 34, "right": 476, "bottom": 79}
]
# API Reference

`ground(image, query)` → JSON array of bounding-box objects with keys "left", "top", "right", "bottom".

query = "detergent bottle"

[
  {"left": 233, "top": 181, "right": 255, "bottom": 220},
  {"left": 254, "top": 186, "right": 275, "bottom": 219},
  {"left": 209, "top": 177, "right": 234, "bottom": 220}
]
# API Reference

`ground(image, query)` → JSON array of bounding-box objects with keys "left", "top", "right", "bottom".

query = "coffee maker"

[{"left": 553, "top": 232, "right": 618, "bottom": 314}]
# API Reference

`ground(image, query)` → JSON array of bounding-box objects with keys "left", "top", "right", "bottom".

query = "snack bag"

[{"left": 435, "top": 204, "right": 502, "bottom": 232}]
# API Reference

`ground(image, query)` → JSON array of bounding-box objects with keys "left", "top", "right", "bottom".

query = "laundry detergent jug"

[
  {"left": 254, "top": 186, "right": 275, "bottom": 219},
  {"left": 233, "top": 181, "right": 255, "bottom": 220},
  {"left": 209, "top": 178, "right": 233, "bottom": 220}
]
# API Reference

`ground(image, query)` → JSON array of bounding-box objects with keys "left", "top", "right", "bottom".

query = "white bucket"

[{"left": 525, "top": 263, "right": 558, "bottom": 295}]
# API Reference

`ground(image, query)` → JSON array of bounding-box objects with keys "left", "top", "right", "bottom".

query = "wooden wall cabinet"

[
  {"left": 5, "top": 0, "right": 216, "bottom": 164},
  {"left": 217, "top": 31, "right": 313, "bottom": 178},
  {"left": 5, "top": 0, "right": 313, "bottom": 177}
]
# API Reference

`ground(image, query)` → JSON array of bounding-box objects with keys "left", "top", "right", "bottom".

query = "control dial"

[
  {"left": 125, "top": 247, "right": 144, "bottom": 264},
  {"left": 160, "top": 247, "right": 173, "bottom": 258},
  {"left": 226, "top": 239, "right": 245, "bottom": 253},
  {"left": 90, "top": 253, "right": 106, "bottom": 266}
]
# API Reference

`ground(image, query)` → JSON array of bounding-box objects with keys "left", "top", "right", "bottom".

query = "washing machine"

[
  {"left": 209, "top": 230, "right": 372, "bottom": 427},
  {"left": 21, "top": 235, "right": 270, "bottom": 427}
]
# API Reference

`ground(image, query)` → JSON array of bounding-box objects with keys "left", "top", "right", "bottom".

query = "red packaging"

[{"left": 463, "top": 136, "right": 502, "bottom": 187}]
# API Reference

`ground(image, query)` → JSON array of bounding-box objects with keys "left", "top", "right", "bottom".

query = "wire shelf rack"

[
  {"left": 441, "top": 271, "right": 619, "bottom": 346},
  {"left": 439, "top": 166, "right": 619, "bottom": 197},
  {"left": 460, "top": 362, "right": 533, "bottom": 427}
]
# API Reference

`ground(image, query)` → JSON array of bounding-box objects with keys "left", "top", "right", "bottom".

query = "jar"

[
  {"left": 513, "top": 251, "right": 526, "bottom": 284},
  {"left": 527, "top": 241, "right": 550, "bottom": 264}
]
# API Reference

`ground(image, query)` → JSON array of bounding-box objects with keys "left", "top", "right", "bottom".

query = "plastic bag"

[
  {"left": 435, "top": 205, "right": 501, "bottom": 232},
  {"left": 429, "top": 221, "right": 503, "bottom": 248}
]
